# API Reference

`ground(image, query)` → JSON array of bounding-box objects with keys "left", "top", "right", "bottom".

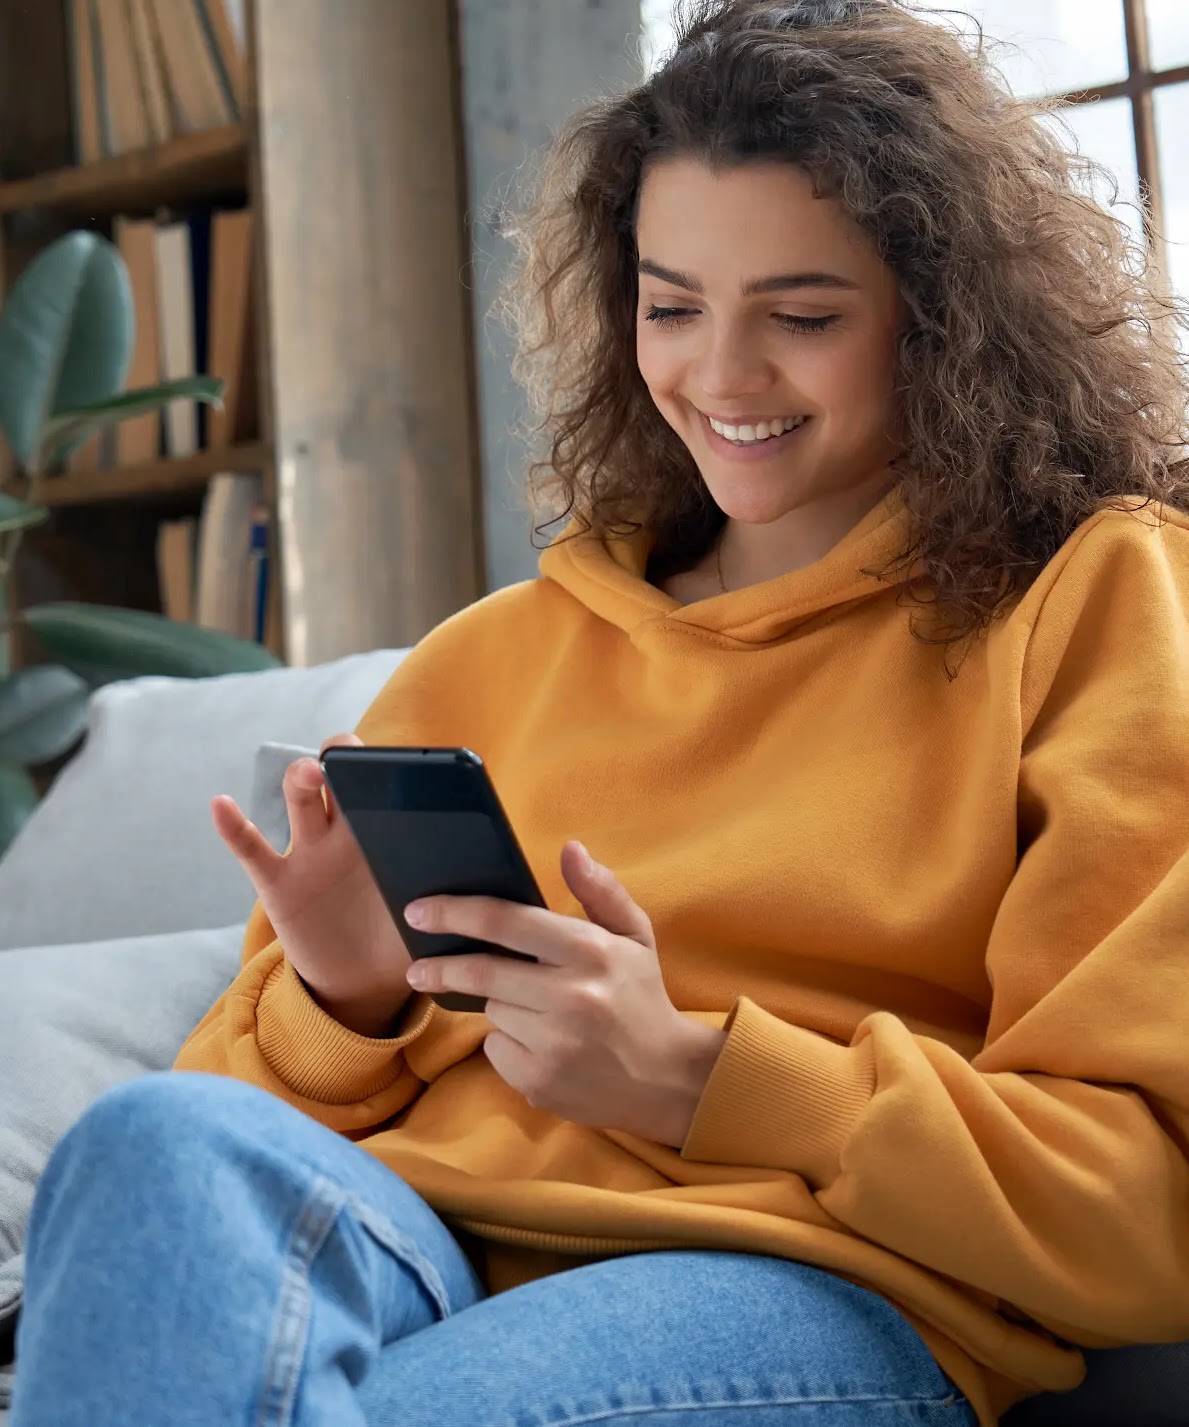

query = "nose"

[{"left": 694, "top": 319, "right": 776, "bottom": 402}]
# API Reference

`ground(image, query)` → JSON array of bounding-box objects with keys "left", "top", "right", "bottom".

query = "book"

[
  {"left": 221, "top": 0, "right": 246, "bottom": 49},
  {"left": 247, "top": 499, "right": 270, "bottom": 643},
  {"left": 156, "top": 517, "right": 196, "bottom": 622},
  {"left": 113, "top": 217, "right": 162, "bottom": 464},
  {"left": 148, "top": 0, "right": 236, "bottom": 132},
  {"left": 195, "top": 471, "right": 264, "bottom": 637},
  {"left": 153, "top": 220, "right": 197, "bottom": 456},
  {"left": 194, "top": 0, "right": 246, "bottom": 112},
  {"left": 264, "top": 532, "right": 283, "bottom": 653},
  {"left": 206, "top": 209, "right": 253, "bottom": 449},
  {"left": 66, "top": 0, "right": 103, "bottom": 162},
  {"left": 188, "top": 210, "right": 214, "bottom": 448},
  {"left": 125, "top": 0, "right": 172, "bottom": 145},
  {"left": 93, "top": 0, "right": 152, "bottom": 154}
]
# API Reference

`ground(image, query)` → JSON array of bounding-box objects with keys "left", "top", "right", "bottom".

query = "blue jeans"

[{"left": 12, "top": 1072, "right": 975, "bottom": 1426}]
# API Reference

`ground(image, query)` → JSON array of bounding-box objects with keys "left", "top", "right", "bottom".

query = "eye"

[
  {"left": 642, "top": 305, "right": 839, "bottom": 335},
  {"left": 643, "top": 304, "right": 695, "bottom": 330},
  {"left": 775, "top": 314, "right": 838, "bottom": 334}
]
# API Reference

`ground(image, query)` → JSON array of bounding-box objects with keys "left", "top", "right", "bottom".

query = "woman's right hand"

[{"left": 211, "top": 732, "right": 416, "bottom": 1037}]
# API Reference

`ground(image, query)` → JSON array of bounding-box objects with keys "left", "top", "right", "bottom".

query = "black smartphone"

[{"left": 319, "top": 745, "right": 545, "bottom": 1014}]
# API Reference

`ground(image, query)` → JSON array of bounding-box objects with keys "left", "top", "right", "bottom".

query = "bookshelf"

[
  {"left": 0, "top": 0, "right": 483, "bottom": 669},
  {"left": 32, "top": 442, "right": 273, "bottom": 507},
  {"left": 0, "top": 124, "right": 247, "bottom": 217}
]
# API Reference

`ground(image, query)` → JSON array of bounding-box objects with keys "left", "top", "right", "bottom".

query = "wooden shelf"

[
  {"left": 28, "top": 443, "right": 273, "bottom": 507},
  {"left": 0, "top": 125, "right": 248, "bottom": 216}
]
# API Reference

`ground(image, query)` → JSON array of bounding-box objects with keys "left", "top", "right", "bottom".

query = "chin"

[{"left": 699, "top": 476, "right": 819, "bottom": 525}]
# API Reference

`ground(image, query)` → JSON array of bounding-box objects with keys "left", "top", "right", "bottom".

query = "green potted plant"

[{"left": 0, "top": 230, "right": 281, "bottom": 855}]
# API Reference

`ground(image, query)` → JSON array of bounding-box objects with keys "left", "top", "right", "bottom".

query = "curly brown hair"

[{"left": 492, "top": 0, "right": 1189, "bottom": 643}]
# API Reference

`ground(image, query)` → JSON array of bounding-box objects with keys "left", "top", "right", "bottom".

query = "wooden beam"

[
  {"left": 1122, "top": 0, "right": 1165, "bottom": 251},
  {"left": 1050, "top": 60, "right": 1189, "bottom": 107}
]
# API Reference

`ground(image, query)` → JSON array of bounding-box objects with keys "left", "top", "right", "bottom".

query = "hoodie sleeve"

[
  {"left": 680, "top": 510, "right": 1189, "bottom": 1346},
  {"left": 173, "top": 897, "right": 440, "bottom": 1133}
]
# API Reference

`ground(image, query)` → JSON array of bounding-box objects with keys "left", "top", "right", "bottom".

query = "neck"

[{"left": 717, "top": 468, "right": 895, "bottom": 590}]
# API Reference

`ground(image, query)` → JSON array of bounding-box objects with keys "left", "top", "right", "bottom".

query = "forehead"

[{"left": 635, "top": 158, "right": 877, "bottom": 277}]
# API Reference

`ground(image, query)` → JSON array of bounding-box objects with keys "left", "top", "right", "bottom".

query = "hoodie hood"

[{"left": 538, "top": 488, "right": 915, "bottom": 648}]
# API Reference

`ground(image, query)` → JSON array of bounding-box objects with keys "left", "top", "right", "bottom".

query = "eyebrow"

[{"left": 637, "top": 258, "right": 861, "bottom": 296}]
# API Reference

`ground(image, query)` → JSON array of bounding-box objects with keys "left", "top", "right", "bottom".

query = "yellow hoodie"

[{"left": 176, "top": 492, "right": 1189, "bottom": 1425}]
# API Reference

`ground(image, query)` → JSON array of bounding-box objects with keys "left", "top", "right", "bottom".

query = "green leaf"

[
  {"left": 0, "top": 759, "right": 40, "bottom": 859},
  {"left": 0, "top": 232, "right": 132, "bottom": 469},
  {"left": 38, "top": 376, "right": 226, "bottom": 471},
  {"left": 0, "top": 492, "right": 49, "bottom": 537},
  {"left": 19, "top": 602, "right": 283, "bottom": 682},
  {"left": 0, "top": 663, "right": 89, "bottom": 765}
]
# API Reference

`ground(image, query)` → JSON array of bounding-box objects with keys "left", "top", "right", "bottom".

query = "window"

[
  {"left": 640, "top": 1, "right": 1189, "bottom": 292},
  {"left": 640, "top": 0, "right": 680, "bottom": 73}
]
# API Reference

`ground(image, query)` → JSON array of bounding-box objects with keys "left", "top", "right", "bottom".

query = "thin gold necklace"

[{"left": 715, "top": 535, "right": 728, "bottom": 594}]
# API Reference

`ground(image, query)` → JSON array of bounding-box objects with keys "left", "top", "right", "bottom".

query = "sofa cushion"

[
  {"left": 0, "top": 922, "right": 246, "bottom": 1407},
  {"left": 0, "top": 649, "right": 407, "bottom": 950}
]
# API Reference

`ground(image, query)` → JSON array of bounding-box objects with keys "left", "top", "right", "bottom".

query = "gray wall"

[{"left": 457, "top": 0, "right": 646, "bottom": 592}]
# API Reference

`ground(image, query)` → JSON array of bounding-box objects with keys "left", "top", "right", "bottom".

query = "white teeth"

[{"left": 707, "top": 415, "right": 804, "bottom": 443}]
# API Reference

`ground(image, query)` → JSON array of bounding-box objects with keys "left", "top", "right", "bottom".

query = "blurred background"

[{"left": 0, "top": 0, "right": 1184, "bottom": 683}]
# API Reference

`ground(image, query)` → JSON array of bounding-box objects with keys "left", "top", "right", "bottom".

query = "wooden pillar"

[{"left": 252, "top": 0, "right": 483, "bottom": 665}]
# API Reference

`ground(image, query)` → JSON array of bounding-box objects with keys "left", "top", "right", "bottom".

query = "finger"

[
  {"left": 480, "top": 1000, "right": 545, "bottom": 1048},
  {"left": 318, "top": 730, "right": 363, "bottom": 756},
  {"left": 479, "top": 1033, "right": 539, "bottom": 1107},
  {"left": 405, "top": 895, "right": 602, "bottom": 970},
  {"left": 316, "top": 731, "right": 363, "bottom": 821},
  {"left": 283, "top": 757, "right": 334, "bottom": 845},
  {"left": 561, "top": 841, "right": 655, "bottom": 947},
  {"left": 211, "top": 794, "right": 283, "bottom": 889},
  {"left": 407, "top": 951, "right": 556, "bottom": 1011}
]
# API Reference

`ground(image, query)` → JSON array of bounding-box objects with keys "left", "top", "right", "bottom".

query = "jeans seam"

[
  {"left": 283, "top": 1148, "right": 461, "bottom": 1321},
  {"left": 255, "top": 1174, "right": 346, "bottom": 1427},
  {"left": 499, "top": 1379, "right": 970, "bottom": 1427},
  {"left": 346, "top": 1192, "right": 457, "bottom": 1321},
  {"left": 520, "top": 1397, "right": 969, "bottom": 1426}
]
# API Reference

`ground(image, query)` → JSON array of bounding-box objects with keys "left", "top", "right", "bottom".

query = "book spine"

[{"left": 248, "top": 500, "right": 270, "bottom": 643}]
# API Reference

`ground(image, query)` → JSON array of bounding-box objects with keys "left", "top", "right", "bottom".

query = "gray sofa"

[{"left": 0, "top": 650, "right": 1184, "bottom": 1423}]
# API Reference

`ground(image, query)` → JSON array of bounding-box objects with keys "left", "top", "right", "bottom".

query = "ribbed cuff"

[
  {"left": 256, "top": 958, "right": 436, "bottom": 1104},
  {"left": 680, "top": 996, "right": 875, "bottom": 1188}
]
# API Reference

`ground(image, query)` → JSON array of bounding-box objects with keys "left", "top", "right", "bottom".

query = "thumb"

[{"left": 563, "top": 841, "right": 656, "bottom": 949}]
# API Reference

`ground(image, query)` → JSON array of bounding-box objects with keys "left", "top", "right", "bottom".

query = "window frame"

[{"left": 1051, "top": 0, "right": 1188, "bottom": 257}]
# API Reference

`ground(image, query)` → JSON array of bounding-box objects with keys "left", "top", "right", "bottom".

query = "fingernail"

[
  {"left": 405, "top": 901, "right": 428, "bottom": 928},
  {"left": 577, "top": 842, "right": 594, "bottom": 874}
]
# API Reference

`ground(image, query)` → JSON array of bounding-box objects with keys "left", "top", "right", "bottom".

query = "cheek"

[
  {"left": 635, "top": 327, "right": 680, "bottom": 397},
  {"left": 815, "top": 332, "right": 898, "bottom": 415}
]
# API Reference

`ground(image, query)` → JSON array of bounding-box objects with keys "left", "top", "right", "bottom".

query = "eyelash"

[{"left": 643, "top": 305, "right": 837, "bottom": 335}]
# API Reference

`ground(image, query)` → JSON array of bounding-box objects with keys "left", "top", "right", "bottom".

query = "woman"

[{"left": 13, "top": 2, "right": 1189, "bottom": 1424}]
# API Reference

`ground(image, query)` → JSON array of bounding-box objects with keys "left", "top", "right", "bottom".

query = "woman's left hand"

[{"left": 402, "top": 841, "right": 727, "bottom": 1148}]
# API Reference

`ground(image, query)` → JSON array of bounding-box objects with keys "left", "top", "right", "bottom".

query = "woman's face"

[{"left": 635, "top": 159, "right": 904, "bottom": 525}]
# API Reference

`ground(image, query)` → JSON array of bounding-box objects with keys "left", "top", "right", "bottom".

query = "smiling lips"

[{"left": 704, "top": 413, "right": 809, "bottom": 445}]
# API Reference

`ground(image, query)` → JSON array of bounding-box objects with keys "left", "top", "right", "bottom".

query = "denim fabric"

[{"left": 11, "top": 1072, "right": 975, "bottom": 1426}]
